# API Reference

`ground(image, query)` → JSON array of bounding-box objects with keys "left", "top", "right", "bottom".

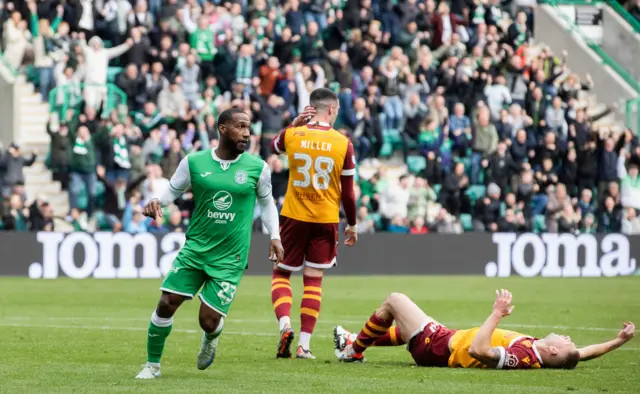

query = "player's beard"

[{"left": 224, "top": 137, "right": 248, "bottom": 156}]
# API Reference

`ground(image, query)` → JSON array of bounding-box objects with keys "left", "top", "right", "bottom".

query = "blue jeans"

[
  {"left": 382, "top": 96, "right": 403, "bottom": 129},
  {"left": 38, "top": 67, "right": 54, "bottom": 102},
  {"left": 470, "top": 152, "right": 483, "bottom": 185},
  {"left": 354, "top": 136, "right": 371, "bottom": 161},
  {"left": 304, "top": 12, "right": 328, "bottom": 29},
  {"left": 106, "top": 169, "right": 130, "bottom": 184},
  {"left": 532, "top": 194, "right": 549, "bottom": 216},
  {"left": 69, "top": 172, "right": 97, "bottom": 216}
]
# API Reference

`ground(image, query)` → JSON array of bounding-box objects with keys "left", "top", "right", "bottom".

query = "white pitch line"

[
  {"left": 0, "top": 316, "right": 624, "bottom": 333},
  {"left": 4, "top": 321, "right": 640, "bottom": 352},
  {"left": 0, "top": 322, "right": 637, "bottom": 352}
]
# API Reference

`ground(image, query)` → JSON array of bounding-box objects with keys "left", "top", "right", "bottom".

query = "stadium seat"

[
  {"left": 369, "top": 212, "right": 382, "bottom": 229},
  {"left": 432, "top": 184, "right": 442, "bottom": 196},
  {"left": 460, "top": 213, "right": 473, "bottom": 232},
  {"left": 406, "top": 155, "right": 426, "bottom": 174},
  {"left": 383, "top": 129, "right": 403, "bottom": 152},
  {"left": 534, "top": 215, "right": 547, "bottom": 233},
  {"left": 107, "top": 67, "right": 123, "bottom": 84},
  {"left": 465, "top": 185, "right": 486, "bottom": 205},
  {"left": 380, "top": 141, "right": 393, "bottom": 157}
]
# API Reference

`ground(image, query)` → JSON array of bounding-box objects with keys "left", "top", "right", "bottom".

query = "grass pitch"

[{"left": 0, "top": 276, "right": 639, "bottom": 393}]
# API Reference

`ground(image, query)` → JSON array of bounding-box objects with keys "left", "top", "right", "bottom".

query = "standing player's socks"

[
  {"left": 136, "top": 311, "right": 173, "bottom": 379},
  {"left": 372, "top": 326, "right": 406, "bottom": 347},
  {"left": 351, "top": 313, "right": 393, "bottom": 354},
  {"left": 272, "top": 270, "right": 295, "bottom": 358},
  {"left": 197, "top": 317, "right": 224, "bottom": 370},
  {"left": 298, "top": 275, "right": 322, "bottom": 355},
  {"left": 271, "top": 270, "right": 293, "bottom": 329}
]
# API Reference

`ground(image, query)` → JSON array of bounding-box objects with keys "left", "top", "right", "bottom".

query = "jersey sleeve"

[
  {"left": 256, "top": 162, "right": 273, "bottom": 199},
  {"left": 272, "top": 127, "right": 288, "bottom": 154},
  {"left": 341, "top": 141, "right": 356, "bottom": 176},
  {"left": 155, "top": 156, "right": 191, "bottom": 205},
  {"left": 495, "top": 342, "right": 540, "bottom": 370},
  {"left": 256, "top": 162, "right": 280, "bottom": 240}
]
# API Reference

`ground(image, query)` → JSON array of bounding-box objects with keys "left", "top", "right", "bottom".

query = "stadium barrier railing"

[
  {"left": 606, "top": 0, "right": 640, "bottom": 32},
  {"left": 541, "top": 0, "right": 640, "bottom": 133},
  {"left": 0, "top": 231, "right": 637, "bottom": 278}
]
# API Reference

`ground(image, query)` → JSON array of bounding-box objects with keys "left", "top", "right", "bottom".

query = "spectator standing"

[
  {"left": 0, "top": 143, "right": 37, "bottom": 197},
  {"left": 617, "top": 154, "right": 640, "bottom": 210},
  {"left": 470, "top": 107, "right": 498, "bottom": 185},
  {"left": 3, "top": 10, "right": 30, "bottom": 70},
  {"left": 68, "top": 125, "right": 97, "bottom": 217}
]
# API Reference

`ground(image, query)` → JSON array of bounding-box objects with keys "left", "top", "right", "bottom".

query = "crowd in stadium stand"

[{"left": 0, "top": 0, "right": 639, "bottom": 235}]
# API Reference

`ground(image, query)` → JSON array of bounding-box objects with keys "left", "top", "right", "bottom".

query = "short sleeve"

[
  {"left": 495, "top": 343, "right": 539, "bottom": 370},
  {"left": 272, "top": 128, "right": 287, "bottom": 154},
  {"left": 341, "top": 141, "right": 356, "bottom": 176},
  {"left": 256, "top": 162, "right": 273, "bottom": 199}
]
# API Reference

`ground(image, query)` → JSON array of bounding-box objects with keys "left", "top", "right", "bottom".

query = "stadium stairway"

[{"left": 14, "top": 76, "right": 70, "bottom": 223}]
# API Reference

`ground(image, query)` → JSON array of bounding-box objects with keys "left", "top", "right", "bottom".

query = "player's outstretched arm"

[
  {"left": 578, "top": 322, "right": 635, "bottom": 362},
  {"left": 469, "top": 289, "right": 515, "bottom": 368},
  {"left": 144, "top": 157, "right": 191, "bottom": 220}
]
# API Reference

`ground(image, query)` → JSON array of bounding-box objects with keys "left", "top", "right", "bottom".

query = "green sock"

[{"left": 147, "top": 312, "right": 173, "bottom": 364}]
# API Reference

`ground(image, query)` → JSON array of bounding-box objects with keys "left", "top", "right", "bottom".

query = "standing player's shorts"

[
  {"left": 277, "top": 216, "right": 339, "bottom": 271},
  {"left": 160, "top": 255, "right": 244, "bottom": 317},
  {"left": 408, "top": 322, "right": 457, "bottom": 367}
]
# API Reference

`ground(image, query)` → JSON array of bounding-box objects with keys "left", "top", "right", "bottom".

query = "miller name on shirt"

[{"left": 301, "top": 140, "right": 332, "bottom": 152}]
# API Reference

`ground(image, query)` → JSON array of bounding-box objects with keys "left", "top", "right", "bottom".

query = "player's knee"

[
  {"left": 157, "top": 293, "right": 183, "bottom": 316},
  {"left": 199, "top": 311, "right": 222, "bottom": 333},
  {"left": 383, "top": 292, "right": 407, "bottom": 309},
  {"left": 302, "top": 266, "right": 323, "bottom": 278}
]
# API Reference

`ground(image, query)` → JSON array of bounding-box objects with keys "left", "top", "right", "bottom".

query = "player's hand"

[
  {"left": 143, "top": 198, "right": 163, "bottom": 220},
  {"left": 616, "top": 322, "right": 635, "bottom": 343},
  {"left": 344, "top": 225, "right": 358, "bottom": 247},
  {"left": 291, "top": 106, "right": 316, "bottom": 127},
  {"left": 492, "top": 289, "right": 514, "bottom": 317},
  {"left": 269, "top": 239, "right": 284, "bottom": 264}
]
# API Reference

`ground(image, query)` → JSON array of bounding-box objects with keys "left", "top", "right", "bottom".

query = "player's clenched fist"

[
  {"left": 493, "top": 289, "right": 514, "bottom": 317},
  {"left": 143, "top": 198, "right": 163, "bottom": 221}
]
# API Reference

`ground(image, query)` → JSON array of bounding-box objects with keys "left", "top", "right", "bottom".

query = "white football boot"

[
  {"left": 135, "top": 363, "right": 161, "bottom": 379},
  {"left": 197, "top": 333, "right": 219, "bottom": 370}
]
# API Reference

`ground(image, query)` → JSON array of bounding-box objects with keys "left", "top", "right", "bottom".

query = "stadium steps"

[{"left": 14, "top": 76, "right": 70, "bottom": 220}]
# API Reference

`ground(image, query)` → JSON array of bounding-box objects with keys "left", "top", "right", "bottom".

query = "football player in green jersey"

[{"left": 136, "top": 108, "right": 284, "bottom": 379}]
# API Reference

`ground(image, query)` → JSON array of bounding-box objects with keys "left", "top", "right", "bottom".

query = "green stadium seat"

[
  {"left": 107, "top": 67, "right": 123, "bottom": 84},
  {"left": 406, "top": 155, "right": 426, "bottom": 174},
  {"left": 369, "top": 212, "right": 382, "bottom": 229},
  {"left": 380, "top": 141, "right": 393, "bottom": 157},
  {"left": 383, "top": 129, "right": 402, "bottom": 146},
  {"left": 432, "top": 184, "right": 442, "bottom": 196},
  {"left": 465, "top": 185, "right": 486, "bottom": 205},
  {"left": 534, "top": 214, "right": 547, "bottom": 233},
  {"left": 460, "top": 213, "right": 473, "bottom": 231}
]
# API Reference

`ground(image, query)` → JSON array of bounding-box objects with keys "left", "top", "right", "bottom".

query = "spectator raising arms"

[{"left": 0, "top": 0, "right": 637, "bottom": 236}]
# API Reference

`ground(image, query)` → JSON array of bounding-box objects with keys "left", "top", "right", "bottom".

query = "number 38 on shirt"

[{"left": 273, "top": 123, "right": 356, "bottom": 224}]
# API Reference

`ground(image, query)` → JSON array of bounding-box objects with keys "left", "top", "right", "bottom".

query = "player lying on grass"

[
  {"left": 334, "top": 290, "right": 635, "bottom": 369},
  {"left": 135, "top": 108, "right": 284, "bottom": 379}
]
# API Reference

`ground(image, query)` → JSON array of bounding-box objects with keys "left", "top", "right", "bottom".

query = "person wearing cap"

[{"left": 0, "top": 142, "right": 37, "bottom": 198}]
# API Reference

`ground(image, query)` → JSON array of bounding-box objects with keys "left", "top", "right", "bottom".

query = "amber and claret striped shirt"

[{"left": 272, "top": 122, "right": 356, "bottom": 224}]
